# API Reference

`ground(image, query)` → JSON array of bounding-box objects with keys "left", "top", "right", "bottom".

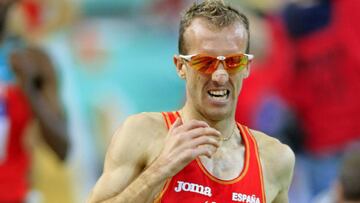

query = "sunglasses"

[{"left": 179, "top": 53, "right": 254, "bottom": 74}]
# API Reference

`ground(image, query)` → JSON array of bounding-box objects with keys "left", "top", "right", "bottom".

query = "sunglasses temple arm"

[{"left": 246, "top": 54, "right": 254, "bottom": 61}]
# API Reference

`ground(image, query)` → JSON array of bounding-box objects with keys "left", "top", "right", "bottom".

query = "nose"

[{"left": 211, "top": 63, "right": 229, "bottom": 85}]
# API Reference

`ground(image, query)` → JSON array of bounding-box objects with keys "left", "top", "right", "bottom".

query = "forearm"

[
  {"left": 91, "top": 165, "right": 167, "bottom": 203},
  {"left": 24, "top": 85, "right": 69, "bottom": 160},
  {"left": 111, "top": 171, "right": 162, "bottom": 203}
]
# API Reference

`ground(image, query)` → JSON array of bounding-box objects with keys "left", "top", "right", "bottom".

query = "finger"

[
  {"left": 185, "top": 127, "right": 221, "bottom": 140},
  {"left": 175, "top": 119, "right": 209, "bottom": 132},
  {"left": 188, "top": 136, "right": 220, "bottom": 149},
  {"left": 171, "top": 135, "right": 219, "bottom": 160},
  {"left": 171, "top": 126, "right": 220, "bottom": 148},
  {"left": 200, "top": 145, "right": 218, "bottom": 158},
  {"left": 175, "top": 146, "right": 212, "bottom": 164},
  {"left": 192, "top": 145, "right": 217, "bottom": 159}
]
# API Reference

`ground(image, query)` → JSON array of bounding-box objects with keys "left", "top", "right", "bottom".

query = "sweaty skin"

[{"left": 88, "top": 18, "right": 295, "bottom": 203}]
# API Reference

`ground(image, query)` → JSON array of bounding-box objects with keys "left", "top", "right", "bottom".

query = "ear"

[{"left": 173, "top": 55, "right": 186, "bottom": 79}]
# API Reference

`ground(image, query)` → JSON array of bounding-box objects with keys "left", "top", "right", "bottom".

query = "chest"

[
  {"left": 199, "top": 145, "right": 245, "bottom": 180},
  {"left": 157, "top": 158, "right": 265, "bottom": 203},
  {"left": 156, "top": 142, "right": 267, "bottom": 203}
]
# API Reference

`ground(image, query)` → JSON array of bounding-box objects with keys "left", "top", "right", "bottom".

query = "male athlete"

[{"left": 89, "top": 0, "right": 295, "bottom": 202}]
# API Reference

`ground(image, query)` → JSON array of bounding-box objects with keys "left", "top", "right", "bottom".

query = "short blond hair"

[{"left": 178, "top": 0, "right": 250, "bottom": 54}]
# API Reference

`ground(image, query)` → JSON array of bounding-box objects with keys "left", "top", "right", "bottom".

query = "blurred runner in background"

[{"left": 0, "top": 0, "right": 71, "bottom": 202}]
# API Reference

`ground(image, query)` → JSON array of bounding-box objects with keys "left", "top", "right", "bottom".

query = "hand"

[{"left": 152, "top": 118, "right": 221, "bottom": 178}]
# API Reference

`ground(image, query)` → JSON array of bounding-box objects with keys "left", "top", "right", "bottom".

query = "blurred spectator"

[
  {"left": 6, "top": 0, "right": 75, "bottom": 45},
  {"left": 282, "top": 0, "right": 360, "bottom": 201},
  {"left": 312, "top": 146, "right": 360, "bottom": 203},
  {"left": 232, "top": 0, "right": 302, "bottom": 151},
  {"left": 232, "top": 0, "right": 360, "bottom": 202},
  {"left": 336, "top": 147, "right": 360, "bottom": 203},
  {"left": 0, "top": 0, "right": 70, "bottom": 202},
  {"left": 10, "top": 47, "right": 69, "bottom": 160},
  {"left": 30, "top": 0, "right": 185, "bottom": 200}
]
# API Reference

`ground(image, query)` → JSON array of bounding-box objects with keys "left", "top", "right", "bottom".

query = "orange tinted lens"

[
  {"left": 224, "top": 55, "right": 248, "bottom": 73},
  {"left": 190, "top": 55, "right": 218, "bottom": 74}
]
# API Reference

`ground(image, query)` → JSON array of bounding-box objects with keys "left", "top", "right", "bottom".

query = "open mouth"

[{"left": 207, "top": 89, "right": 230, "bottom": 100}]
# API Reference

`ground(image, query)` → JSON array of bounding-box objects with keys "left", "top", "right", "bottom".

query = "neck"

[{"left": 179, "top": 102, "right": 238, "bottom": 142}]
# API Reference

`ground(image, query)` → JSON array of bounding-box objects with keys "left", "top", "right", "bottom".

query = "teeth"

[
  {"left": 208, "top": 90, "right": 228, "bottom": 97},
  {"left": 213, "top": 96, "right": 225, "bottom": 100}
]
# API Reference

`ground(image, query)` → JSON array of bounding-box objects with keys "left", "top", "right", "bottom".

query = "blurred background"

[{"left": 0, "top": 0, "right": 359, "bottom": 202}]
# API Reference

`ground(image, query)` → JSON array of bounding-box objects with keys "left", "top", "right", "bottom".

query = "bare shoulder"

[
  {"left": 249, "top": 129, "right": 295, "bottom": 163},
  {"left": 119, "top": 112, "right": 166, "bottom": 135},
  {"left": 249, "top": 129, "right": 295, "bottom": 187},
  {"left": 105, "top": 112, "right": 167, "bottom": 170},
  {"left": 88, "top": 112, "right": 168, "bottom": 202}
]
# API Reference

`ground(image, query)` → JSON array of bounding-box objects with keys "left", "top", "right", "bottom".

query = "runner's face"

[{"left": 181, "top": 18, "right": 249, "bottom": 121}]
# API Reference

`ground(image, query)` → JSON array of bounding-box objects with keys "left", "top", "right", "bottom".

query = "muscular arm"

[
  {"left": 251, "top": 130, "right": 295, "bottom": 203},
  {"left": 88, "top": 115, "right": 164, "bottom": 203},
  {"left": 88, "top": 113, "right": 221, "bottom": 203},
  {"left": 272, "top": 144, "right": 295, "bottom": 203}
]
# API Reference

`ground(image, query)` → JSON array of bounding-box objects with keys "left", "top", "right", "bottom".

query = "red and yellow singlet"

[{"left": 155, "top": 112, "right": 266, "bottom": 203}]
